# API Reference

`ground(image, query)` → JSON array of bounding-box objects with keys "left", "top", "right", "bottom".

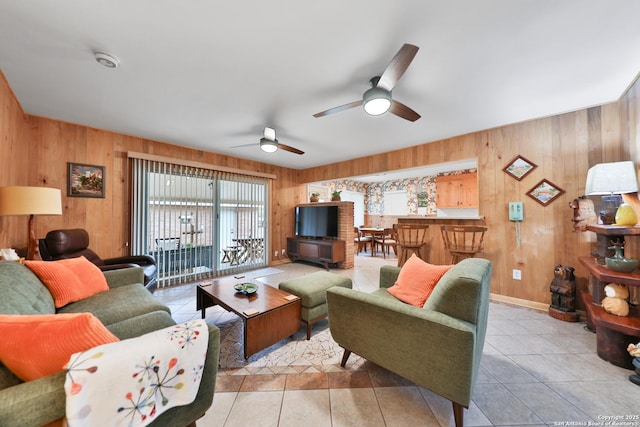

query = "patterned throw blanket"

[{"left": 64, "top": 320, "right": 208, "bottom": 427}]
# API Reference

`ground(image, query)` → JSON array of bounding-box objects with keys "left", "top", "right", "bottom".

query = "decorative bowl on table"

[
  {"left": 605, "top": 256, "right": 639, "bottom": 273},
  {"left": 234, "top": 283, "right": 258, "bottom": 295}
]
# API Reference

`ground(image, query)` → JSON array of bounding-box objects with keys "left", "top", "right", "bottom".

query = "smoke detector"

[{"left": 94, "top": 52, "right": 119, "bottom": 68}]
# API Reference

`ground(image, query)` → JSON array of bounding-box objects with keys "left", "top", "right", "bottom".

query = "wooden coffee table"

[{"left": 196, "top": 277, "right": 301, "bottom": 359}]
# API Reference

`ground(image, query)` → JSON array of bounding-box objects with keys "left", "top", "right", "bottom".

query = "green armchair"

[{"left": 326, "top": 258, "right": 491, "bottom": 427}]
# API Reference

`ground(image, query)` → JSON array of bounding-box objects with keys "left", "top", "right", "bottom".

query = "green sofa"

[
  {"left": 327, "top": 258, "right": 491, "bottom": 427},
  {"left": 0, "top": 260, "right": 220, "bottom": 427}
]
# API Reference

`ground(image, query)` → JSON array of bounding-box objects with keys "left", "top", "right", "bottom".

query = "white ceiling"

[{"left": 1, "top": 1, "right": 640, "bottom": 171}]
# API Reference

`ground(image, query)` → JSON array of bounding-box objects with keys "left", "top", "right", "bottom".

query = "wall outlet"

[
  {"left": 274, "top": 251, "right": 278, "bottom": 258},
  {"left": 282, "top": 249, "right": 286, "bottom": 256},
  {"left": 512, "top": 269, "right": 522, "bottom": 280}
]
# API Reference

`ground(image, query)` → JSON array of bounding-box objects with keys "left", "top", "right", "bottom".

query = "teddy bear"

[
  {"left": 569, "top": 196, "right": 597, "bottom": 232},
  {"left": 601, "top": 283, "right": 629, "bottom": 317}
]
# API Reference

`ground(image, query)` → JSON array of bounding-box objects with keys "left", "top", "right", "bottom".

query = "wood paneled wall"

[
  {"left": 3, "top": 68, "right": 640, "bottom": 309},
  {"left": 0, "top": 71, "right": 305, "bottom": 265},
  {"left": 300, "top": 102, "right": 634, "bottom": 308},
  {"left": 0, "top": 73, "right": 32, "bottom": 249},
  {"left": 618, "top": 73, "right": 640, "bottom": 271}
]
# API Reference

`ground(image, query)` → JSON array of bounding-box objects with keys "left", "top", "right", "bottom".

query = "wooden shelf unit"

[
  {"left": 587, "top": 223, "right": 640, "bottom": 265},
  {"left": 286, "top": 238, "right": 345, "bottom": 270},
  {"left": 580, "top": 224, "right": 640, "bottom": 369},
  {"left": 581, "top": 290, "right": 640, "bottom": 369},
  {"left": 579, "top": 255, "right": 640, "bottom": 302}
]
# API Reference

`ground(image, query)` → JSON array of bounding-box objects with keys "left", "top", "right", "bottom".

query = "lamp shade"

[
  {"left": 585, "top": 161, "right": 638, "bottom": 195},
  {"left": 0, "top": 186, "right": 62, "bottom": 216}
]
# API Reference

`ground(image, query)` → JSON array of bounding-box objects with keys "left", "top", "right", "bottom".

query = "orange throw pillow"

[
  {"left": 0, "top": 313, "right": 119, "bottom": 381},
  {"left": 387, "top": 254, "right": 454, "bottom": 307},
  {"left": 25, "top": 257, "right": 109, "bottom": 308}
]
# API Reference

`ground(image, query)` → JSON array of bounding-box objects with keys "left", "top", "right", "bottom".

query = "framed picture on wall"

[
  {"left": 503, "top": 155, "right": 537, "bottom": 181},
  {"left": 527, "top": 179, "right": 565, "bottom": 206},
  {"left": 68, "top": 162, "right": 106, "bottom": 198}
]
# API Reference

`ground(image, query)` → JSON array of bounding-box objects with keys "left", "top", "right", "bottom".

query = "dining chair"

[
  {"left": 353, "top": 227, "right": 372, "bottom": 255},
  {"left": 396, "top": 224, "right": 429, "bottom": 266},
  {"left": 374, "top": 227, "right": 397, "bottom": 258},
  {"left": 440, "top": 225, "right": 487, "bottom": 264}
]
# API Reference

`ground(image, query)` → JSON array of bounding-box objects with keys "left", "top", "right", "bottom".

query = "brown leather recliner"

[{"left": 39, "top": 229, "right": 157, "bottom": 291}]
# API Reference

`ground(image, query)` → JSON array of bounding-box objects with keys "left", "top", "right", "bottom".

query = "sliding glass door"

[
  {"left": 131, "top": 158, "right": 269, "bottom": 287},
  {"left": 217, "top": 177, "right": 267, "bottom": 272}
]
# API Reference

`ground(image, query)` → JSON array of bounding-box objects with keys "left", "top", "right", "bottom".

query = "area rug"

[
  {"left": 215, "top": 313, "right": 361, "bottom": 369},
  {"left": 204, "top": 265, "right": 365, "bottom": 370}
]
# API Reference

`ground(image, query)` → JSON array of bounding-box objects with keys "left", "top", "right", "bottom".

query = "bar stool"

[
  {"left": 440, "top": 225, "right": 487, "bottom": 264},
  {"left": 225, "top": 245, "right": 243, "bottom": 265},
  {"left": 396, "top": 224, "right": 429, "bottom": 267},
  {"left": 221, "top": 249, "right": 232, "bottom": 263}
]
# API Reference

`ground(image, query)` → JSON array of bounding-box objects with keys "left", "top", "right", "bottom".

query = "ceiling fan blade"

[
  {"left": 278, "top": 143, "right": 304, "bottom": 155},
  {"left": 389, "top": 100, "right": 421, "bottom": 122},
  {"left": 229, "top": 143, "right": 257, "bottom": 149},
  {"left": 377, "top": 44, "right": 419, "bottom": 92},
  {"left": 313, "top": 100, "right": 363, "bottom": 118}
]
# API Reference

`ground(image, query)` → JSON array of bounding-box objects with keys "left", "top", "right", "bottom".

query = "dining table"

[{"left": 358, "top": 227, "right": 386, "bottom": 256}]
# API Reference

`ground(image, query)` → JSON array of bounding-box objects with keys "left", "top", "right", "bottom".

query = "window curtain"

[{"left": 130, "top": 157, "right": 269, "bottom": 287}]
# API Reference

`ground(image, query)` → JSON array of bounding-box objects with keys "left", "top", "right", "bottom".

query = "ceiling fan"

[
  {"left": 230, "top": 127, "right": 304, "bottom": 155},
  {"left": 313, "top": 43, "right": 421, "bottom": 122}
]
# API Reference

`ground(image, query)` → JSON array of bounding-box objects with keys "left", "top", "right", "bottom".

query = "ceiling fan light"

[
  {"left": 260, "top": 138, "right": 278, "bottom": 153},
  {"left": 363, "top": 87, "right": 391, "bottom": 116}
]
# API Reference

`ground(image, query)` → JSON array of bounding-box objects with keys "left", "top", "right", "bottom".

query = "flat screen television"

[{"left": 295, "top": 205, "right": 339, "bottom": 238}]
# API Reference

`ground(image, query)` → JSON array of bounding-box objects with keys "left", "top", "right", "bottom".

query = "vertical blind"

[{"left": 130, "top": 157, "right": 269, "bottom": 287}]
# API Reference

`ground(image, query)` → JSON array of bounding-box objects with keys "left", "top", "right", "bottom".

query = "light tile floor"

[{"left": 154, "top": 252, "right": 640, "bottom": 426}]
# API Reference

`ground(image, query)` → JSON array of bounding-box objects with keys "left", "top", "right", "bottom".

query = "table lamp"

[
  {"left": 0, "top": 186, "right": 62, "bottom": 260},
  {"left": 585, "top": 161, "right": 638, "bottom": 225}
]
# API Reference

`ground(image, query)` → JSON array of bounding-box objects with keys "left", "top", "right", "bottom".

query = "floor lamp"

[{"left": 0, "top": 186, "right": 62, "bottom": 260}]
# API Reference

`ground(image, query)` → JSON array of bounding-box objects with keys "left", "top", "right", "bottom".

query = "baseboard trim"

[
  {"left": 270, "top": 259, "right": 292, "bottom": 266},
  {"left": 490, "top": 293, "right": 587, "bottom": 321},
  {"left": 490, "top": 293, "right": 549, "bottom": 312}
]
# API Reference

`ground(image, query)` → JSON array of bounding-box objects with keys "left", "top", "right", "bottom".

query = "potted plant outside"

[
  {"left": 310, "top": 192, "right": 320, "bottom": 203},
  {"left": 331, "top": 190, "right": 342, "bottom": 201}
]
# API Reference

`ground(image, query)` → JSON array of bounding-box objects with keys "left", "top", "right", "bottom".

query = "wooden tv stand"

[{"left": 286, "top": 238, "right": 345, "bottom": 270}]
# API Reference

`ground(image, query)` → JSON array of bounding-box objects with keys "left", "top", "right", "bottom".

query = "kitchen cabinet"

[{"left": 436, "top": 172, "right": 478, "bottom": 208}]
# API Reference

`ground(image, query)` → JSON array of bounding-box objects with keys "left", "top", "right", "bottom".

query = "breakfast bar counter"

[
  {"left": 396, "top": 216, "right": 487, "bottom": 264},
  {"left": 397, "top": 216, "right": 486, "bottom": 225}
]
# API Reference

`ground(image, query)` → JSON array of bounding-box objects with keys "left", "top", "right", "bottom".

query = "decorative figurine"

[
  {"left": 569, "top": 196, "right": 597, "bottom": 232},
  {"left": 549, "top": 264, "right": 579, "bottom": 322}
]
